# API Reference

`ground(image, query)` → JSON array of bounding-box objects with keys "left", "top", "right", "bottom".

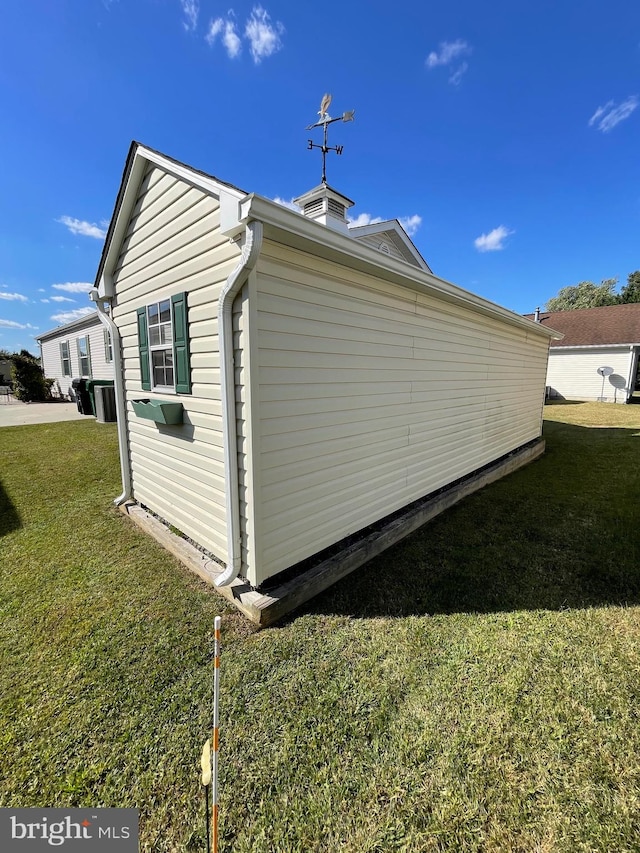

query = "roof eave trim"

[
  {"left": 241, "top": 195, "right": 560, "bottom": 339},
  {"left": 36, "top": 310, "right": 101, "bottom": 342},
  {"left": 550, "top": 342, "right": 637, "bottom": 350}
]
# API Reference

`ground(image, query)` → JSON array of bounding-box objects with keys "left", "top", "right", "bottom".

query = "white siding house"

[
  {"left": 37, "top": 312, "right": 115, "bottom": 399},
  {"left": 94, "top": 142, "right": 559, "bottom": 611},
  {"left": 526, "top": 305, "right": 640, "bottom": 403}
]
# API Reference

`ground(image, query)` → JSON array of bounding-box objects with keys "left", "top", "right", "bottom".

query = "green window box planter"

[{"left": 131, "top": 399, "right": 184, "bottom": 425}]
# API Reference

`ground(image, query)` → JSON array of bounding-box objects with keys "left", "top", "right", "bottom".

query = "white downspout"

[
  {"left": 215, "top": 220, "right": 263, "bottom": 587},
  {"left": 89, "top": 285, "right": 132, "bottom": 506}
]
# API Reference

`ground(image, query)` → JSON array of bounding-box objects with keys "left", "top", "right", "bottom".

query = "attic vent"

[
  {"left": 304, "top": 198, "right": 324, "bottom": 216},
  {"left": 379, "top": 242, "right": 390, "bottom": 254},
  {"left": 328, "top": 198, "right": 346, "bottom": 218}
]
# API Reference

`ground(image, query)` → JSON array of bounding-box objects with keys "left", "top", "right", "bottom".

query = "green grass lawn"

[{"left": 1, "top": 403, "right": 640, "bottom": 852}]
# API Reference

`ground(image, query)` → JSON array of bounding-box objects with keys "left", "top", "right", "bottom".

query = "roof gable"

[
  {"left": 523, "top": 304, "right": 640, "bottom": 347},
  {"left": 348, "top": 220, "right": 432, "bottom": 272},
  {"left": 95, "top": 142, "right": 246, "bottom": 297}
]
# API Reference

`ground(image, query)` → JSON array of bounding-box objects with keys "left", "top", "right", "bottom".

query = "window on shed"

[
  {"left": 77, "top": 336, "right": 92, "bottom": 377},
  {"left": 60, "top": 341, "right": 71, "bottom": 376},
  {"left": 137, "top": 293, "right": 191, "bottom": 394},
  {"left": 148, "top": 299, "right": 174, "bottom": 389},
  {"left": 104, "top": 329, "right": 113, "bottom": 363}
]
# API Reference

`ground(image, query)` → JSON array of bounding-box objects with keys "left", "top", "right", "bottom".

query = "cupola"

[{"left": 293, "top": 183, "right": 354, "bottom": 235}]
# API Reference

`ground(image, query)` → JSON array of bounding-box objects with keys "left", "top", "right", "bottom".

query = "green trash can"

[{"left": 86, "top": 380, "right": 115, "bottom": 417}]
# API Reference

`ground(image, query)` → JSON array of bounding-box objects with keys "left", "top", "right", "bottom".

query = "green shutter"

[
  {"left": 171, "top": 292, "right": 191, "bottom": 394},
  {"left": 137, "top": 307, "right": 151, "bottom": 391}
]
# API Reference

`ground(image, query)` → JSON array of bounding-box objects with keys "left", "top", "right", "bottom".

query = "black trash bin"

[{"left": 71, "top": 378, "right": 92, "bottom": 415}]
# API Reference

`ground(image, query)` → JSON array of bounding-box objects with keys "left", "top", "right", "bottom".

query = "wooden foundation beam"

[{"left": 120, "top": 438, "right": 545, "bottom": 627}]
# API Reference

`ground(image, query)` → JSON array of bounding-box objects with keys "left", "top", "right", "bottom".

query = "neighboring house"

[
  {"left": 36, "top": 311, "right": 115, "bottom": 399},
  {"left": 93, "top": 141, "right": 559, "bottom": 616},
  {"left": 525, "top": 305, "right": 640, "bottom": 403}
]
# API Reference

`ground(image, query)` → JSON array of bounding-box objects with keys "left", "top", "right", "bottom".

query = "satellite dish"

[{"left": 597, "top": 366, "right": 614, "bottom": 402}]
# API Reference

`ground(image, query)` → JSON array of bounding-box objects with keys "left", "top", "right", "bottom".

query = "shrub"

[{"left": 10, "top": 351, "right": 51, "bottom": 402}]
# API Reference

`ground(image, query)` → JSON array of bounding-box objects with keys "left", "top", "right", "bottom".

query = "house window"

[
  {"left": 104, "top": 329, "right": 113, "bottom": 363},
  {"left": 77, "top": 336, "right": 92, "bottom": 377},
  {"left": 148, "top": 299, "right": 174, "bottom": 389},
  {"left": 60, "top": 341, "right": 71, "bottom": 376},
  {"left": 137, "top": 292, "right": 191, "bottom": 395}
]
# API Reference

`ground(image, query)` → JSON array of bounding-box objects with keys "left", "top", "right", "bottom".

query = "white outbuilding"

[{"left": 93, "top": 142, "right": 560, "bottom": 623}]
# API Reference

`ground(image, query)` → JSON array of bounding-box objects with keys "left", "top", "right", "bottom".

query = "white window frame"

[
  {"left": 60, "top": 340, "right": 71, "bottom": 377},
  {"left": 147, "top": 299, "right": 175, "bottom": 392},
  {"left": 77, "top": 336, "right": 92, "bottom": 377}
]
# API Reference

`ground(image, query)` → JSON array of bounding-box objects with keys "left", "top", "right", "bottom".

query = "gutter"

[
  {"left": 89, "top": 285, "right": 132, "bottom": 506},
  {"left": 550, "top": 343, "right": 636, "bottom": 351},
  {"left": 215, "top": 220, "right": 263, "bottom": 587},
  {"left": 237, "top": 195, "right": 564, "bottom": 342}
]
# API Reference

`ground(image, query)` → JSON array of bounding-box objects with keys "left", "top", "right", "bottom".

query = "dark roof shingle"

[{"left": 523, "top": 303, "right": 640, "bottom": 347}]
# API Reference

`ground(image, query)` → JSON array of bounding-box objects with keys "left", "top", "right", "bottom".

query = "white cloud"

[
  {"left": 588, "top": 96, "right": 638, "bottom": 132},
  {"left": 50, "top": 295, "right": 76, "bottom": 303},
  {"left": 0, "top": 319, "right": 38, "bottom": 330},
  {"left": 245, "top": 5, "right": 284, "bottom": 64},
  {"left": 399, "top": 215, "right": 422, "bottom": 237},
  {"left": 0, "top": 292, "right": 28, "bottom": 302},
  {"left": 206, "top": 18, "right": 223, "bottom": 43},
  {"left": 426, "top": 39, "right": 471, "bottom": 68},
  {"left": 348, "top": 213, "right": 383, "bottom": 228},
  {"left": 56, "top": 216, "right": 106, "bottom": 239},
  {"left": 41, "top": 299, "right": 50, "bottom": 303},
  {"left": 52, "top": 282, "right": 94, "bottom": 294},
  {"left": 181, "top": 0, "right": 199, "bottom": 32},
  {"left": 474, "top": 225, "right": 514, "bottom": 252},
  {"left": 51, "top": 307, "right": 94, "bottom": 324},
  {"left": 448, "top": 62, "right": 468, "bottom": 86},
  {"left": 37, "top": 288, "right": 46, "bottom": 293},
  {"left": 273, "top": 197, "right": 301, "bottom": 212},
  {"left": 206, "top": 17, "right": 241, "bottom": 57}
]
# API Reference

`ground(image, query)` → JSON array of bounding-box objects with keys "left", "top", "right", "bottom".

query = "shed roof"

[
  {"left": 523, "top": 303, "right": 640, "bottom": 347},
  {"left": 96, "top": 141, "right": 560, "bottom": 342}
]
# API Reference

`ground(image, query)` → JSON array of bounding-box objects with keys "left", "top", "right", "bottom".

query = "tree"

[
  {"left": 619, "top": 270, "right": 640, "bottom": 305},
  {"left": 545, "top": 279, "right": 620, "bottom": 312}
]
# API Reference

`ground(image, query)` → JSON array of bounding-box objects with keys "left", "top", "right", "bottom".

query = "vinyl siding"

[
  {"left": 252, "top": 239, "right": 550, "bottom": 582},
  {"left": 40, "top": 318, "right": 114, "bottom": 398},
  {"left": 546, "top": 347, "right": 633, "bottom": 402},
  {"left": 111, "top": 164, "right": 241, "bottom": 561}
]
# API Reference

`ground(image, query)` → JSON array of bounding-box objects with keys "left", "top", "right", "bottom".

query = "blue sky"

[{"left": 0, "top": 0, "right": 638, "bottom": 353}]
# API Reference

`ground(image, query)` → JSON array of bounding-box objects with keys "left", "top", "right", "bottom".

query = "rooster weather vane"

[{"left": 306, "top": 93, "right": 355, "bottom": 184}]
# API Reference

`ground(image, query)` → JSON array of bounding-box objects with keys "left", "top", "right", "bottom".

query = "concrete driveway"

[{"left": 0, "top": 397, "right": 92, "bottom": 426}]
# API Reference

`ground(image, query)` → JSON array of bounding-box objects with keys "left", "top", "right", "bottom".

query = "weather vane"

[{"left": 306, "top": 93, "right": 355, "bottom": 184}]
